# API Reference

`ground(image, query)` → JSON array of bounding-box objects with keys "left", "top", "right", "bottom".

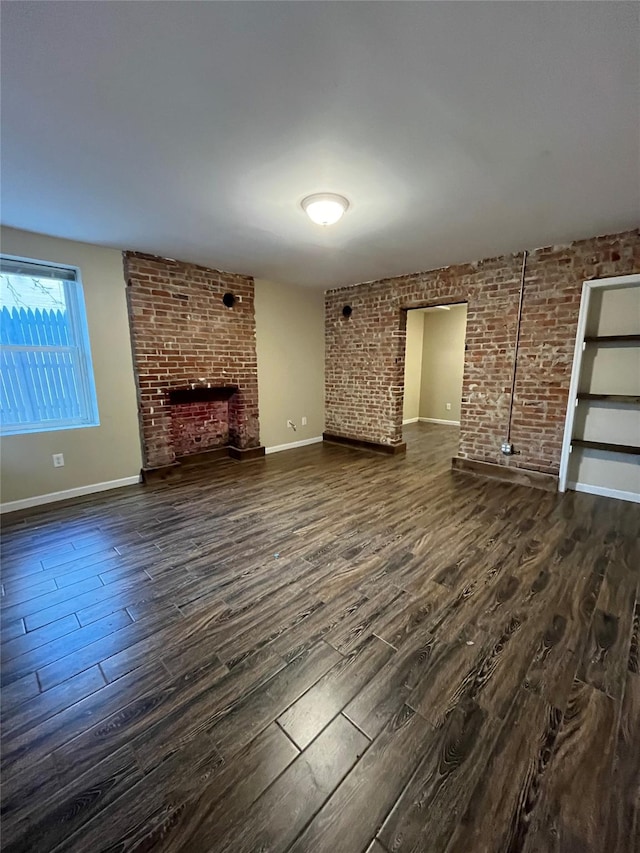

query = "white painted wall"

[
  {"left": 254, "top": 279, "right": 325, "bottom": 450},
  {"left": 0, "top": 227, "right": 143, "bottom": 509},
  {"left": 419, "top": 305, "right": 467, "bottom": 423}
]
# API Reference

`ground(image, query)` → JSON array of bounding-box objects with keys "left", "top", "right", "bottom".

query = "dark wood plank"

[
  {"left": 145, "top": 723, "right": 299, "bottom": 850},
  {"left": 578, "top": 545, "right": 639, "bottom": 699},
  {"left": 521, "top": 679, "right": 618, "bottom": 852},
  {"left": 322, "top": 587, "right": 408, "bottom": 654},
  {"left": 578, "top": 608, "right": 625, "bottom": 698},
  {"left": 287, "top": 704, "right": 433, "bottom": 853},
  {"left": 2, "top": 666, "right": 106, "bottom": 739},
  {"left": 577, "top": 392, "right": 640, "bottom": 404},
  {"left": 1, "top": 613, "right": 80, "bottom": 662},
  {"left": 22, "top": 570, "right": 152, "bottom": 631},
  {"left": 2, "top": 575, "right": 104, "bottom": 626},
  {"left": 1, "top": 662, "right": 168, "bottom": 787},
  {"left": 405, "top": 631, "right": 483, "bottom": 726},
  {"left": 523, "top": 614, "right": 578, "bottom": 708},
  {"left": 571, "top": 439, "right": 640, "bottom": 456},
  {"left": 344, "top": 628, "right": 435, "bottom": 739},
  {"left": 52, "top": 734, "right": 225, "bottom": 853},
  {"left": 372, "top": 585, "right": 450, "bottom": 649},
  {"left": 125, "top": 647, "right": 287, "bottom": 775},
  {"left": 0, "top": 671, "right": 40, "bottom": 714},
  {"left": 1, "top": 746, "right": 141, "bottom": 853},
  {"left": 190, "top": 714, "right": 368, "bottom": 853},
  {"left": 52, "top": 657, "right": 230, "bottom": 782},
  {"left": 0, "top": 576, "right": 58, "bottom": 606},
  {"left": 584, "top": 334, "right": 640, "bottom": 343},
  {"left": 444, "top": 687, "right": 563, "bottom": 853},
  {"left": 1, "top": 423, "right": 637, "bottom": 853},
  {"left": 277, "top": 634, "right": 394, "bottom": 748},
  {"left": 1, "top": 609, "right": 132, "bottom": 688},
  {"left": 0, "top": 618, "right": 26, "bottom": 643},
  {"left": 36, "top": 605, "right": 180, "bottom": 691},
  {"left": 269, "top": 586, "right": 372, "bottom": 662},
  {"left": 378, "top": 699, "right": 499, "bottom": 852},
  {"left": 204, "top": 641, "right": 342, "bottom": 761},
  {"left": 0, "top": 754, "right": 62, "bottom": 832},
  {"left": 451, "top": 456, "right": 559, "bottom": 490},
  {"left": 101, "top": 600, "right": 229, "bottom": 682},
  {"left": 606, "top": 672, "right": 640, "bottom": 851}
]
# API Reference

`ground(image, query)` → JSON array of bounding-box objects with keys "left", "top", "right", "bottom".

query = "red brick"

[
  {"left": 124, "top": 251, "right": 260, "bottom": 468},
  {"left": 325, "top": 229, "right": 640, "bottom": 476}
]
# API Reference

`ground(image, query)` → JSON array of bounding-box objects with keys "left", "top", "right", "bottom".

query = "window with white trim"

[{"left": 0, "top": 256, "right": 100, "bottom": 435}]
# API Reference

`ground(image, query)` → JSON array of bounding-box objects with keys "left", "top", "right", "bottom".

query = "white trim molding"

[
  {"left": 402, "top": 417, "right": 419, "bottom": 425},
  {"left": 265, "top": 436, "right": 323, "bottom": 455},
  {"left": 419, "top": 417, "right": 461, "bottom": 426},
  {"left": 0, "top": 475, "right": 141, "bottom": 514},
  {"left": 567, "top": 481, "right": 640, "bottom": 504}
]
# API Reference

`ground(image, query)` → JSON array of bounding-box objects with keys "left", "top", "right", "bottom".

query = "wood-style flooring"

[{"left": 1, "top": 423, "right": 639, "bottom": 853}]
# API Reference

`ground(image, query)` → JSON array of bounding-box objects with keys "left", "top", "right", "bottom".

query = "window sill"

[{"left": 1, "top": 420, "right": 101, "bottom": 438}]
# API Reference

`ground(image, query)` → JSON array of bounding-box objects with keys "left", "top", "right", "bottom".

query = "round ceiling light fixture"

[{"left": 301, "top": 193, "right": 349, "bottom": 226}]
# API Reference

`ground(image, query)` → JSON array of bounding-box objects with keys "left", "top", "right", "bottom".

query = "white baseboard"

[
  {"left": 419, "top": 417, "right": 461, "bottom": 426},
  {"left": 567, "top": 481, "right": 640, "bottom": 504},
  {"left": 402, "top": 417, "right": 419, "bottom": 425},
  {"left": 265, "top": 436, "right": 323, "bottom": 455},
  {"left": 0, "top": 475, "right": 142, "bottom": 514}
]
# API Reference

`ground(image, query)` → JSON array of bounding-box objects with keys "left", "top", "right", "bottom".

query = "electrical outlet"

[
  {"left": 301, "top": 416, "right": 307, "bottom": 426},
  {"left": 52, "top": 453, "right": 65, "bottom": 468},
  {"left": 445, "top": 402, "right": 452, "bottom": 411}
]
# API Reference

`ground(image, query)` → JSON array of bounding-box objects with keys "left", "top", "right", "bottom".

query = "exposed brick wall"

[
  {"left": 325, "top": 230, "right": 640, "bottom": 476},
  {"left": 124, "top": 252, "right": 260, "bottom": 469},
  {"left": 170, "top": 401, "right": 229, "bottom": 458}
]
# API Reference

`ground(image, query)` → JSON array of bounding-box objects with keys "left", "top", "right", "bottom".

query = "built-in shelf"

[
  {"left": 577, "top": 393, "right": 640, "bottom": 405},
  {"left": 168, "top": 385, "right": 238, "bottom": 404},
  {"left": 560, "top": 275, "right": 640, "bottom": 499},
  {"left": 583, "top": 334, "right": 640, "bottom": 344},
  {"left": 571, "top": 439, "right": 640, "bottom": 456}
]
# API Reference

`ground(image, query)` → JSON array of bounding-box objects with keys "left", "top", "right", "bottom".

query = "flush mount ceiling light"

[{"left": 301, "top": 193, "right": 349, "bottom": 226}]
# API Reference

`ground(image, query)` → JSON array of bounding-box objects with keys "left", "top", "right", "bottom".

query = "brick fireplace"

[{"left": 124, "top": 251, "right": 262, "bottom": 474}]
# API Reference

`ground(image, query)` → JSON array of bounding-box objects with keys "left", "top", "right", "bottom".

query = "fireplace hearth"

[{"left": 124, "top": 251, "right": 264, "bottom": 480}]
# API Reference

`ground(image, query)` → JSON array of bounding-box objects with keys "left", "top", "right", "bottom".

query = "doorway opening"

[{"left": 402, "top": 303, "right": 468, "bottom": 442}]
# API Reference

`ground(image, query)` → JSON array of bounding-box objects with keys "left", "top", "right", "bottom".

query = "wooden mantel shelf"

[
  {"left": 168, "top": 385, "right": 238, "bottom": 404},
  {"left": 571, "top": 439, "right": 640, "bottom": 456}
]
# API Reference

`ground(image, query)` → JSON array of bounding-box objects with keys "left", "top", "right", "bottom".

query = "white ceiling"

[{"left": 2, "top": 2, "right": 638, "bottom": 289}]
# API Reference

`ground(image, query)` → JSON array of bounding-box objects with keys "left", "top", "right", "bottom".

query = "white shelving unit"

[{"left": 559, "top": 273, "right": 640, "bottom": 503}]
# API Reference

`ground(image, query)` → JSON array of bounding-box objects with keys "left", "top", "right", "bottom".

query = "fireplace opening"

[{"left": 168, "top": 385, "right": 239, "bottom": 459}]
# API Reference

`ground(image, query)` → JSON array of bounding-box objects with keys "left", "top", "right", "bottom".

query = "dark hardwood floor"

[{"left": 1, "top": 423, "right": 638, "bottom": 853}]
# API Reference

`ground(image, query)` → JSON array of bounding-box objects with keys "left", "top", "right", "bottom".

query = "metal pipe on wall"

[{"left": 502, "top": 250, "right": 528, "bottom": 454}]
